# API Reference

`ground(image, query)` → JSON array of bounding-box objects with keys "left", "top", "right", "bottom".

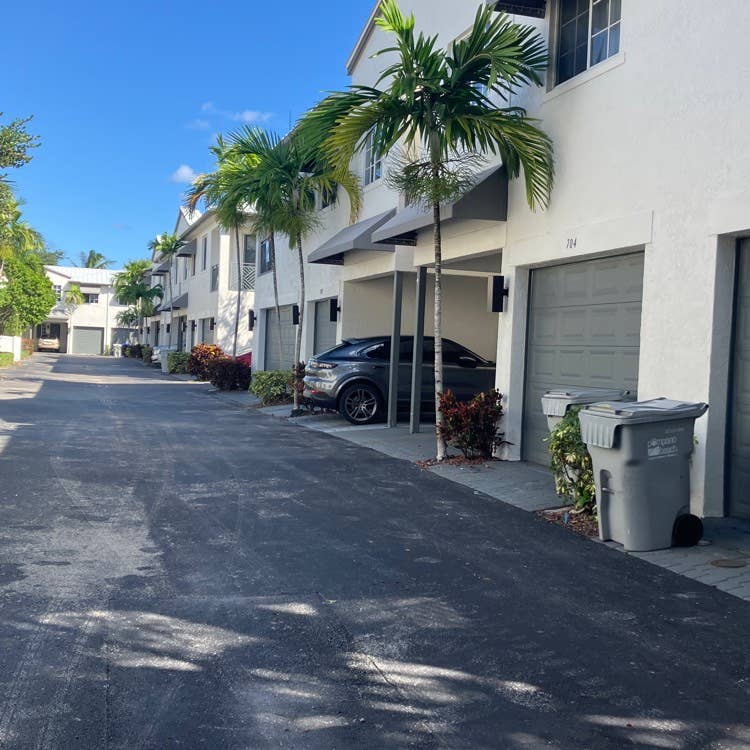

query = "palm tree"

[
  {"left": 230, "top": 127, "right": 361, "bottom": 411},
  {"left": 75, "top": 250, "right": 113, "bottom": 269},
  {"left": 114, "top": 259, "right": 163, "bottom": 339},
  {"left": 63, "top": 283, "right": 85, "bottom": 311},
  {"left": 185, "top": 136, "right": 256, "bottom": 360},
  {"left": 148, "top": 233, "right": 185, "bottom": 349},
  {"left": 301, "top": 1, "right": 554, "bottom": 459},
  {"left": 0, "top": 194, "right": 44, "bottom": 272}
]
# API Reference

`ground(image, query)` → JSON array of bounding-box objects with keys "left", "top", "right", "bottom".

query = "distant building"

[{"left": 36, "top": 266, "right": 133, "bottom": 355}]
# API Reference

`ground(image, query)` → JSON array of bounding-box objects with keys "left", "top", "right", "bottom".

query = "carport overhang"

[
  {"left": 371, "top": 166, "right": 508, "bottom": 246},
  {"left": 308, "top": 209, "right": 397, "bottom": 265},
  {"left": 170, "top": 293, "right": 188, "bottom": 310}
]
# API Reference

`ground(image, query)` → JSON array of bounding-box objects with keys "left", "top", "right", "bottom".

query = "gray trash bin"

[
  {"left": 579, "top": 398, "right": 708, "bottom": 551},
  {"left": 541, "top": 388, "right": 633, "bottom": 431}
]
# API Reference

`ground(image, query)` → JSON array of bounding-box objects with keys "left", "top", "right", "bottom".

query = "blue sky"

[{"left": 4, "top": 0, "right": 373, "bottom": 267}]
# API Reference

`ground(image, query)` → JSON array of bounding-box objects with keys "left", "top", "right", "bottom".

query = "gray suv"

[{"left": 304, "top": 336, "right": 496, "bottom": 425}]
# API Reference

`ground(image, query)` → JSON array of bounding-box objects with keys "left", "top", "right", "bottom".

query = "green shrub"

[
  {"left": 545, "top": 406, "right": 596, "bottom": 514},
  {"left": 141, "top": 345, "right": 153, "bottom": 363},
  {"left": 168, "top": 351, "right": 190, "bottom": 374},
  {"left": 186, "top": 344, "right": 226, "bottom": 381},
  {"left": 0, "top": 352, "right": 13, "bottom": 367},
  {"left": 438, "top": 389, "right": 505, "bottom": 459},
  {"left": 207, "top": 358, "right": 252, "bottom": 391},
  {"left": 250, "top": 370, "right": 292, "bottom": 404}
]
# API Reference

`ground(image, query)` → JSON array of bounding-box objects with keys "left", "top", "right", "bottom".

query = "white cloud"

[
  {"left": 199, "top": 101, "right": 273, "bottom": 124},
  {"left": 170, "top": 164, "right": 197, "bottom": 184},
  {"left": 232, "top": 109, "right": 273, "bottom": 124},
  {"left": 186, "top": 118, "right": 210, "bottom": 130}
]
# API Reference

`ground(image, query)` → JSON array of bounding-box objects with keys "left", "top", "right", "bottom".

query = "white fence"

[{"left": 0, "top": 335, "right": 22, "bottom": 362}]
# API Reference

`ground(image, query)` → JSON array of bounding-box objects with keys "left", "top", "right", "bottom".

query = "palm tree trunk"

[
  {"left": 232, "top": 224, "right": 241, "bottom": 359},
  {"left": 432, "top": 198, "right": 446, "bottom": 462},
  {"left": 168, "top": 263, "right": 174, "bottom": 350},
  {"left": 293, "top": 237, "right": 305, "bottom": 411},
  {"left": 270, "top": 232, "right": 283, "bottom": 368}
]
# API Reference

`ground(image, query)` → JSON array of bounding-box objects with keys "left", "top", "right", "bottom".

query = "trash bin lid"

[
  {"left": 541, "top": 388, "right": 632, "bottom": 417},
  {"left": 579, "top": 398, "right": 708, "bottom": 448}
]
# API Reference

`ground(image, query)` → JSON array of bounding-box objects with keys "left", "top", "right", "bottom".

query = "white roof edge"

[{"left": 346, "top": 1, "right": 382, "bottom": 75}]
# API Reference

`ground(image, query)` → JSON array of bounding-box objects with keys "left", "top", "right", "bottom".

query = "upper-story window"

[
  {"left": 53, "top": 285, "right": 62, "bottom": 301},
  {"left": 182, "top": 258, "right": 188, "bottom": 280},
  {"left": 201, "top": 236, "right": 208, "bottom": 271},
  {"left": 243, "top": 235, "right": 256, "bottom": 265},
  {"left": 259, "top": 238, "right": 273, "bottom": 274},
  {"left": 363, "top": 131, "right": 383, "bottom": 186},
  {"left": 556, "top": 0, "right": 621, "bottom": 85},
  {"left": 84, "top": 293, "right": 99, "bottom": 304},
  {"left": 319, "top": 185, "right": 337, "bottom": 210}
]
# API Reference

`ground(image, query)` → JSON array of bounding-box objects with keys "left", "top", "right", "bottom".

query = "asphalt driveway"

[{"left": 0, "top": 354, "right": 749, "bottom": 749}]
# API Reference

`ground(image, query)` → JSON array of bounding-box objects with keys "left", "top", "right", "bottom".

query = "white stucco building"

[
  {"left": 37, "top": 266, "right": 132, "bottom": 354},
  {"left": 249, "top": 0, "right": 750, "bottom": 522},
  {"left": 144, "top": 207, "right": 256, "bottom": 360}
]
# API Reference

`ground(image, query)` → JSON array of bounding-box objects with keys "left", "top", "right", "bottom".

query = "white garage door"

[
  {"left": 72, "top": 327, "right": 104, "bottom": 355},
  {"left": 313, "top": 299, "right": 338, "bottom": 356},
  {"left": 264, "top": 306, "right": 296, "bottom": 371},
  {"left": 523, "top": 253, "right": 644, "bottom": 465}
]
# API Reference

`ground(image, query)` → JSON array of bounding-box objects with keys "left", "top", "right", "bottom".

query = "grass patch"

[{"left": 0, "top": 352, "right": 14, "bottom": 367}]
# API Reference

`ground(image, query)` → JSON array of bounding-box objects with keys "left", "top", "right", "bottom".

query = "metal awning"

[
  {"left": 494, "top": 0, "right": 546, "bottom": 17},
  {"left": 78, "top": 286, "right": 100, "bottom": 294},
  {"left": 171, "top": 293, "right": 188, "bottom": 310},
  {"left": 151, "top": 261, "right": 170, "bottom": 276},
  {"left": 308, "top": 209, "right": 397, "bottom": 265},
  {"left": 371, "top": 166, "right": 508, "bottom": 246},
  {"left": 178, "top": 239, "right": 197, "bottom": 257}
]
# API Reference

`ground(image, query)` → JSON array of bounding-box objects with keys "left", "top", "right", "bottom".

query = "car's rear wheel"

[{"left": 339, "top": 382, "right": 383, "bottom": 425}]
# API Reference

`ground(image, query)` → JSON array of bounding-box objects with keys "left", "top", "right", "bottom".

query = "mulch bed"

[
  {"left": 416, "top": 455, "right": 498, "bottom": 469},
  {"left": 536, "top": 507, "right": 599, "bottom": 539}
]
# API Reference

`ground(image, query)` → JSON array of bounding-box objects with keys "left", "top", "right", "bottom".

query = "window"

[
  {"left": 84, "top": 293, "right": 99, "bottom": 304},
  {"left": 53, "top": 285, "right": 62, "bottom": 301},
  {"left": 319, "top": 185, "right": 337, "bottom": 210},
  {"left": 556, "top": 0, "right": 621, "bottom": 85},
  {"left": 259, "top": 239, "right": 274, "bottom": 274},
  {"left": 243, "top": 235, "right": 256, "bottom": 265},
  {"left": 363, "top": 131, "right": 383, "bottom": 186},
  {"left": 364, "top": 342, "right": 389, "bottom": 360},
  {"left": 183, "top": 258, "right": 188, "bottom": 280},
  {"left": 201, "top": 236, "right": 208, "bottom": 271},
  {"left": 210, "top": 264, "right": 219, "bottom": 292}
]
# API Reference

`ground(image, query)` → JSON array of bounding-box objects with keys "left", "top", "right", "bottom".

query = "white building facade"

[
  {"left": 38, "top": 266, "right": 131, "bottom": 355},
  {"left": 249, "top": 0, "right": 750, "bottom": 522},
  {"left": 144, "top": 207, "right": 256, "bottom": 360}
]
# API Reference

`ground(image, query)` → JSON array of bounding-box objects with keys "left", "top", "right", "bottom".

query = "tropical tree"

[
  {"left": 0, "top": 192, "right": 44, "bottom": 270},
  {"left": 74, "top": 250, "right": 113, "bottom": 269},
  {"left": 185, "top": 136, "right": 256, "bottom": 360},
  {"left": 62, "top": 283, "right": 85, "bottom": 312},
  {"left": 301, "top": 1, "right": 554, "bottom": 459},
  {"left": 113, "top": 259, "right": 162, "bottom": 338},
  {"left": 147, "top": 233, "right": 185, "bottom": 348},
  {"left": 0, "top": 255, "right": 56, "bottom": 335},
  {"left": 230, "top": 127, "right": 361, "bottom": 411}
]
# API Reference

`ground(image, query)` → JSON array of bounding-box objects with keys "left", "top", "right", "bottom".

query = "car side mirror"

[{"left": 458, "top": 356, "right": 478, "bottom": 369}]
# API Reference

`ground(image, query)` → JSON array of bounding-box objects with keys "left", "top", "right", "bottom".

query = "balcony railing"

[
  {"left": 210, "top": 264, "right": 219, "bottom": 292},
  {"left": 229, "top": 263, "right": 256, "bottom": 291}
]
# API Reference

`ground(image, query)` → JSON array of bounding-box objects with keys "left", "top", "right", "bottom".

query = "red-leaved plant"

[
  {"left": 438, "top": 389, "right": 505, "bottom": 459},
  {"left": 186, "top": 344, "right": 226, "bottom": 381}
]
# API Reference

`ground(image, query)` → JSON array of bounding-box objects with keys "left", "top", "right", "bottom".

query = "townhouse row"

[{"left": 146, "top": 0, "right": 750, "bottom": 523}]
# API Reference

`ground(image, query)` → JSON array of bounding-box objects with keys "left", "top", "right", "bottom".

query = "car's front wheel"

[{"left": 339, "top": 382, "right": 383, "bottom": 425}]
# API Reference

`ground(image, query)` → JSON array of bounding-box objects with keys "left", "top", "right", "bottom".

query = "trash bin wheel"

[{"left": 672, "top": 514, "right": 703, "bottom": 547}]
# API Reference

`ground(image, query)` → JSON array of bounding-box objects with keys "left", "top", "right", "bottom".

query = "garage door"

[
  {"left": 72, "top": 327, "right": 104, "bottom": 355},
  {"left": 264, "top": 306, "right": 296, "bottom": 371},
  {"left": 313, "top": 299, "right": 338, "bottom": 356},
  {"left": 523, "top": 253, "right": 644, "bottom": 465},
  {"left": 728, "top": 241, "right": 750, "bottom": 518}
]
